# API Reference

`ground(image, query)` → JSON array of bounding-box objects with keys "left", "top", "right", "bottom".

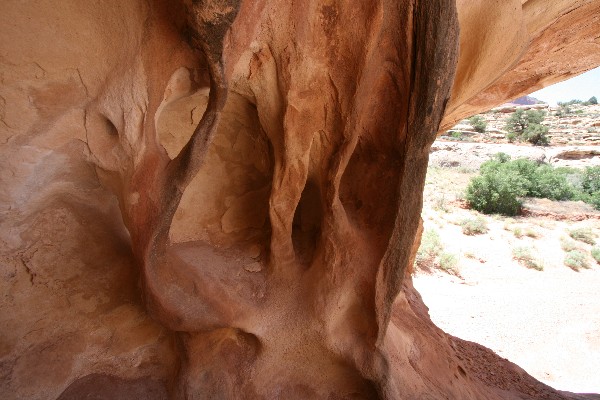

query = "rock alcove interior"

[{"left": 1, "top": 0, "right": 600, "bottom": 399}]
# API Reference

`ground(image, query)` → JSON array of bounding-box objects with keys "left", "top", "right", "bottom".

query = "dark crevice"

[
  {"left": 292, "top": 179, "right": 323, "bottom": 266},
  {"left": 103, "top": 115, "right": 119, "bottom": 137}
]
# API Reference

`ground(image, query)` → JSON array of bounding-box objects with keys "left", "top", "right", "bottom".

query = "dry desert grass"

[{"left": 414, "top": 164, "right": 600, "bottom": 393}]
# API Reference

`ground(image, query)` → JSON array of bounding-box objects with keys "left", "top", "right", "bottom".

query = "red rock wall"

[{"left": 1, "top": 0, "right": 599, "bottom": 399}]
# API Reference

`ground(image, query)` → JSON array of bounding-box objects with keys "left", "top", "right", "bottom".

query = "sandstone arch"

[{"left": 1, "top": 0, "right": 599, "bottom": 399}]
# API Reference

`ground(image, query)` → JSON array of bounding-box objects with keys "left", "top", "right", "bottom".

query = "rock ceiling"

[{"left": 1, "top": 0, "right": 599, "bottom": 399}]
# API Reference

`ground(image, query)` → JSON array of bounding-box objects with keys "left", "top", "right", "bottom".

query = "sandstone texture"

[{"left": 1, "top": 0, "right": 599, "bottom": 399}]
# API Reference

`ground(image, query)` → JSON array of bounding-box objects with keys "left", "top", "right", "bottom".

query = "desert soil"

[{"left": 413, "top": 159, "right": 600, "bottom": 394}]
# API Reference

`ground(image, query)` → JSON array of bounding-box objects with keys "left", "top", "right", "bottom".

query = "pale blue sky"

[{"left": 529, "top": 66, "right": 600, "bottom": 105}]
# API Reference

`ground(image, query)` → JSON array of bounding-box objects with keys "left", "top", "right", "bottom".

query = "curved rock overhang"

[{"left": 0, "top": 0, "right": 599, "bottom": 399}]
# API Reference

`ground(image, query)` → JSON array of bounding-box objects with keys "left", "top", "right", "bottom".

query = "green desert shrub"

[
  {"left": 498, "top": 158, "right": 537, "bottom": 183},
  {"left": 505, "top": 109, "right": 544, "bottom": 133},
  {"left": 468, "top": 115, "right": 487, "bottom": 133},
  {"left": 528, "top": 165, "right": 574, "bottom": 200},
  {"left": 511, "top": 224, "right": 538, "bottom": 239},
  {"left": 512, "top": 226, "right": 523, "bottom": 238},
  {"left": 522, "top": 123, "right": 550, "bottom": 146},
  {"left": 466, "top": 157, "right": 528, "bottom": 215},
  {"left": 577, "top": 192, "right": 600, "bottom": 210},
  {"left": 466, "top": 154, "right": 600, "bottom": 215},
  {"left": 512, "top": 246, "right": 543, "bottom": 271},
  {"left": 504, "top": 109, "right": 549, "bottom": 146},
  {"left": 438, "top": 252, "right": 459, "bottom": 273},
  {"left": 466, "top": 156, "right": 528, "bottom": 215},
  {"left": 581, "top": 96, "right": 597, "bottom": 106},
  {"left": 558, "top": 99, "right": 583, "bottom": 106},
  {"left": 560, "top": 237, "right": 581, "bottom": 252},
  {"left": 591, "top": 194, "right": 600, "bottom": 210},
  {"left": 451, "top": 130, "right": 463, "bottom": 139},
  {"left": 415, "top": 229, "right": 443, "bottom": 269},
  {"left": 572, "top": 167, "right": 600, "bottom": 210},
  {"left": 580, "top": 167, "right": 600, "bottom": 194},
  {"left": 459, "top": 216, "right": 489, "bottom": 235},
  {"left": 555, "top": 106, "right": 569, "bottom": 117},
  {"left": 466, "top": 172, "right": 526, "bottom": 215},
  {"left": 415, "top": 230, "right": 460, "bottom": 275},
  {"left": 564, "top": 250, "right": 589, "bottom": 271},
  {"left": 568, "top": 228, "right": 597, "bottom": 245},
  {"left": 523, "top": 227, "right": 539, "bottom": 238},
  {"left": 591, "top": 247, "right": 600, "bottom": 264}
]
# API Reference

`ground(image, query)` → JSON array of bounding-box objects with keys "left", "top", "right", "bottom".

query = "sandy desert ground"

[{"left": 413, "top": 162, "right": 600, "bottom": 394}]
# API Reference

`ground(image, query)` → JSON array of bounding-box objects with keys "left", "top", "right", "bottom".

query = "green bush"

[
  {"left": 468, "top": 115, "right": 487, "bottom": 133},
  {"left": 451, "top": 130, "right": 463, "bottom": 139},
  {"left": 590, "top": 193, "right": 600, "bottom": 210},
  {"left": 501, "top": 158, "right": 538, "bottom": 180},
  {"left": 505, "top": 109, "right": 545, "bottom": 133},
  {"left": 512, "top": 246, "right": 543, "bottom": 271},
  {"left": 466, "top": 156, "right": 528, "bottom": 215},
  {"left": 495, "top": 152, "right": 512, "bottom": 163},
  {"left": 459, "top": 216, "right": 489, "bottom": 235},
  {"left": 568, "top": 228, "right": 597, "bottom": 245},
  {"left": 572, "top": 167, "right": 600, "bottom": 211},
  {"left": 591, "top": 247, "right": 600, "bottom": 264},
  {"left": 465, "top": 172, "right": 526, "bottom": 215},
  {"left": 576, "top": 192, "right": 600, "bottom": 211},
  {"left": 564, "top": 250, "right": 589, "bottom": 271},
  {"left": 466, "top": 154, "right": 600, "bottom": 215},
  {"left": 522, "top": 123, "right": 550, "bottom": 146},
  {"left": 581, "top": 167, "right": 600, "bottom": 194},
  {"left": 529, "top": 165, "right": 574, "bottom": 200},
  {"left": 581, "top": 96, "right": 597, "bottom": 106},
  {"left": 504, "top": 109, "right": 549, "bottom": 146}
]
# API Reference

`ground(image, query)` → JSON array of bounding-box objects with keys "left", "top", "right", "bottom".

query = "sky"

[{"left": 529, "top": 66, "right": 600, "bottom": 105}]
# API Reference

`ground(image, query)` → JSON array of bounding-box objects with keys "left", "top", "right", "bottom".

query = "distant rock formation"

[
  {"left": 1, "top": 0, "right": 600, "bottom": 399},
  {"left": 430, "top": 142, "right": 600, "bottom": 170},
  {"left": 510, "top": 95, "right": 544, "bottom": 105}
]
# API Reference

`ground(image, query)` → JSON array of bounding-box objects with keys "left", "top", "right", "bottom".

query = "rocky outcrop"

[
  {"left": 446, "top": 103, "right": 600, "bottom": 146},
  {"left": 430, "top": 143, "right": 600, "bottom": 170},
  {"left": 1, "top": 0, "right": 599, "bottom": 399},
  {"left": 551, "top": 148, "right": 600, "bottom": 163},
  {"left": 510, "top": 96, "right": 544, "bottom": 106}
]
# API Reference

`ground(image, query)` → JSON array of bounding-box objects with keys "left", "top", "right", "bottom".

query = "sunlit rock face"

[
  {"left": 444, "top": 0, "right": 600, "bottom": 129},
  {"left": 1, "top": 0, "right": 599, "bottom": 399}
]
